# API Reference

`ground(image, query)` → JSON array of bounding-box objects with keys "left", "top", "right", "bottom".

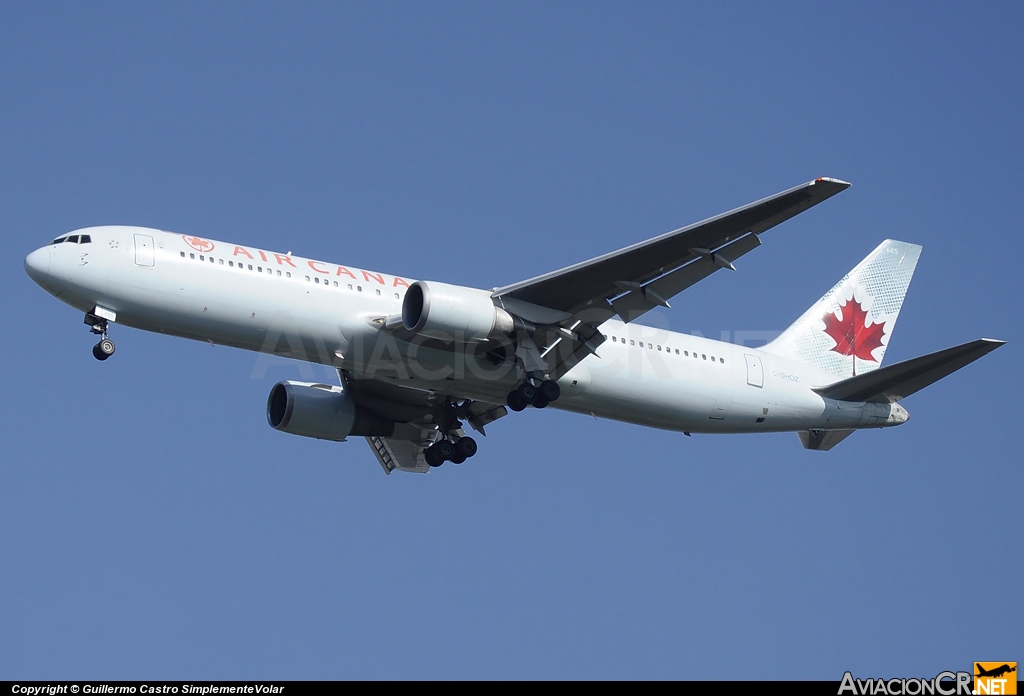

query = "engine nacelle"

[
  {"left": 266, "top": 381, "right": 394, "bottom": 441},
  {"left": 402, "top": 281, "right": 515, "bottom": 341}
]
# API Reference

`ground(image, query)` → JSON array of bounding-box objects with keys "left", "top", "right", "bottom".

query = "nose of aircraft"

[{"left": 24, "top": 246, "right": 50, "bottom": 284}]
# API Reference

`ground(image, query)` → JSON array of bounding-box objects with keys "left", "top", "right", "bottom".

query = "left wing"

[
  {"left": 493, "top": 177, "right": 850, "bottom": 319},
  {"left": 492, "top": 177, "right": 850, "bottom": 380}
]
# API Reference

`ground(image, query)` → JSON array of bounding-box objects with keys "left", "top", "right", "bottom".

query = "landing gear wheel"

[
  {"left": 506, "top": 389, "right": 528, "bottom": 412},
  {"left": 436, "top": 440, "right": 454, "bottom": 461},
  {"left": 539, "top": 380, "right": 560, "bottom": 402},
  {"left": 92, "top": 338, "right": 115, "bottom": 361},
  {"left": 518, "top": 383, "right": 537, "bottom": 404},
  {"left": 450, "top": 451, "right": 467, "bottom": 465},
  {"left": 456, "top": 437, "right": 477, "bottom": 459},
  {"left": 425, "top": 446, "right": 444, "bottom": 467},
  {"left": 533, "top": 396, "right": 550, "bottom": 409}
]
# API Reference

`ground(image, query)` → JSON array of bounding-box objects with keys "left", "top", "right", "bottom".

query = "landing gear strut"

[
  {"left": 506, "top": 379, "right": 560, "bottom": 412},
  {"left": 85, "top": 313, "right": 115, "bottom": 361}
]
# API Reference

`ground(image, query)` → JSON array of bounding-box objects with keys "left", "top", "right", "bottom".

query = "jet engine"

[
  {"left": 401, "top": 281, "right": 515, "bottom": 341},
  {"left": 267, "top": 381, "right": 394, "bottom": 441}
]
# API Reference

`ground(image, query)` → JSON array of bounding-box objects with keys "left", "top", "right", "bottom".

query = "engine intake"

[
  {"left": 402, "top": 281, "right": 515, "bottom": 341},
  {"left": 267, "top": 381, "right": 394, "bottom": 441}
]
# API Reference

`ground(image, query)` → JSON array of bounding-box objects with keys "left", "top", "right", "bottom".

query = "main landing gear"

[
  {"left": 85, "top": 313, "right": 115, "bottom": 361},
  {"left": 425, "top": 435, "right": 478, "bottom": 467},
  {"left": 424, "top": 398, "right": 481, "bottom": 468},
  {"left": 505, "top": 379, "right": 560, "bottom": 412}
]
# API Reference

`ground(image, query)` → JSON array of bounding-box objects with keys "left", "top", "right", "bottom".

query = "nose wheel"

[
  {"left": 85, "top": 312, "right": 115, "bottom": 361},
  {"left": 92, "top": 338, "right": 116, "bottom": 361}
]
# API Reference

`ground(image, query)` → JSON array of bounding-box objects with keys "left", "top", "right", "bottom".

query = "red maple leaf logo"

[
  {"left": 182, "top": 235, "right": 214, "bottom": 253},
  {"left": 822, "top": 296, "right": 886, "bottom": 372}
]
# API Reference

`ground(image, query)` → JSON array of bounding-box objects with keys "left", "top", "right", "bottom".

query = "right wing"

[
  {"left": 339, "top": 370, "right": 508, "bottom": 474},
  {"left": 367, "top": 423, "right": 435, "bottom": 474}
]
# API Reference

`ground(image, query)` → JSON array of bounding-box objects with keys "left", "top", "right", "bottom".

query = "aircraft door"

[
  {"left": 134, "top": 234, "right": 155, "bottom": 267},
  {"left": 744, "top": 354, "right": 763, "bottom": 387}
]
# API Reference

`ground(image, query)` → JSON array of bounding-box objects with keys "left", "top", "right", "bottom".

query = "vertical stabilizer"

[{"left": 763, "top": 239, "right": 921, "bottom": 380}]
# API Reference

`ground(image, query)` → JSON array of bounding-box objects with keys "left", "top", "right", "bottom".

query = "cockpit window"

[
  {"left": 79, "top": 234, "right": 91, "bottom": 244},
  {"left": 67, "top": 235, "right": 80, "bottom": 243},
  {"left": 51, "top": 237, "right": 67, "bottom": 245}
]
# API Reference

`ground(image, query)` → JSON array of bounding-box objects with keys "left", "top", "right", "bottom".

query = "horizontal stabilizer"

[
  {"left": 798, "top": 429, "right": 855, "bottom": 451},
  {"left": 813, "top": 338, "right": 1005, "bottom": 403}
]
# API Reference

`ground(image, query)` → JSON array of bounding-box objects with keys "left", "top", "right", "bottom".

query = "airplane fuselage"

[{"left": 25, "top": 225, "right": 908, "bottom": 437}]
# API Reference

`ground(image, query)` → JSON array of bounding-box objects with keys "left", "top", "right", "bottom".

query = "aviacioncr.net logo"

[{"left": 839, "top": 671, "right": 972, "bottom": 696}]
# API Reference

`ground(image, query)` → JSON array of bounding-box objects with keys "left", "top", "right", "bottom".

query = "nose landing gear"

[{"left": 85, "top": 311, "right": 115, "bottom": 361}]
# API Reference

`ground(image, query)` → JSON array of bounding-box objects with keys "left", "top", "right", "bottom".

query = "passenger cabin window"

[
  {"left": 190, "top": 253, "right": 195, "bottom": 259},
  {"left": 180, "top": 251, "right": 185, "bottom": 257}
]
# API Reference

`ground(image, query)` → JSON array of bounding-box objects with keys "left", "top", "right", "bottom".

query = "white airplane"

[{"left": 24, "top": 178, "right": 1004, "bottom": 473}]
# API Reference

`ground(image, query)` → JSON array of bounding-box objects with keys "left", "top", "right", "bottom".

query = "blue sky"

[{"left": 1, "top": 2, "right": 1020, "bottom": 679}]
